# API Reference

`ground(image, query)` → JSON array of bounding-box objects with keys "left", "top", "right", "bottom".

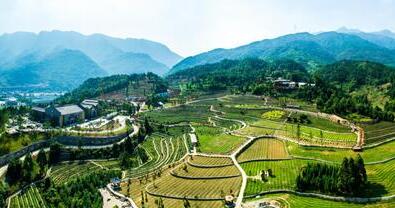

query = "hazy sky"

[{"left": 0, "top": 0, "right": 394, "bottom": 56}]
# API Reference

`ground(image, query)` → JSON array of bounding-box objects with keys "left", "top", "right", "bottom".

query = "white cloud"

[{"left": 0, "top": 0, "right": 394, "bottom": 56}]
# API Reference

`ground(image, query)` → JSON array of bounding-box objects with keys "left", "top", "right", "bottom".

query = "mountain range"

[
  {"left": 169, "top": 28, "right": 395, "bottom": 74},
  {"left": 0, "top": 30, "right": 182, "bottom": 90}
]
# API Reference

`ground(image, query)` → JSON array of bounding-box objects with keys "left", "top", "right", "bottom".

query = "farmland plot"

[
  {"left": 237, "top": 138, "right": 290, "bottom": 163},
  {"left": 10, "top": 185, "right": 46, "bottom": 208}
]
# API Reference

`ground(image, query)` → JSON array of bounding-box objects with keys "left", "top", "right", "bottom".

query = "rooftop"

[
  {"left": 56, "top": 105, "right": 84, "bottom": 115},
  {"left": 189, "top": 133, "right": 197, "bottom": 143},
  {"left": 32, "top": 106, "right": 45, "bottom": 112},
  {"left": 81, "top": 99, "right": 99, "bottom": 106}
]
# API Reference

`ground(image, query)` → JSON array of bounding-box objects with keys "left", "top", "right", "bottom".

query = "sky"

[{"left": 0, "top": 0, "right": 395, "bottom": 56}]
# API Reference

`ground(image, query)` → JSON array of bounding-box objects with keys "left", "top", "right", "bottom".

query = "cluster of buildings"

[
  {"left": 0, "top": 97, "right": 26, "bottom": 108},
  {"left": 273, "top": 78, "right": 315, "bottom": 90},
  {"left": 32, "top": 99, "right": 99, "bottom": 127}
]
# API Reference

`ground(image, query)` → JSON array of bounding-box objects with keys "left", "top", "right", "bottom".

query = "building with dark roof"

[
  {"left": 31, "top": 107, "right": 46, "bottom": 122},
  {"left": 80, "top": 99, "right": 99, "bottom": 119},
  {"left": 45, "top": 105, "right": 85, "bottom": 127}
]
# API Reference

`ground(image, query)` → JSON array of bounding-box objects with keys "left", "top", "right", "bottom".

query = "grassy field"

[
  {"left": 50, "top": 161, "right": 102, "bottom": 185},
  {"left": 9, "top": 185, "right": 47, "bottom": 208},
  {"left": 289, "top": 113, "right": 352, "bottom": 133},
  {"left": 242, "top": 159, "right": 309, "bottom": 196},
  {"left": 219, "top": 95, "right": 266, "bottom": 106},
  {"left": 265, "top": 97, "right": 318, "bottom": 112},
  {"left": 238, "top": 126, "right": 276, "bottom": 137},
  {"left": 286, "top": 141, "right": 395, "bottom": 163},
  {"left": 363, "top": 121, "right": 395, "bottom": 144},
  {"left": 237, "top": 139, "right": 290, "bottom": 163},
  {"left": 195, "top": 125, "right": 246, "bottom": 154},
  {"left": 212, "top": 117, "right": 242, "bottom": 130},
  {"left": 238, "top": 119, "right": 284, "bottom": 137},
  {"left": 246, "top": 193, "right": 395, "bottom": 208}
]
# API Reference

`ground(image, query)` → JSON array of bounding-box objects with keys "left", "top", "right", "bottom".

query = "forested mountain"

[
  {"left": 315, "top": 60, "right": 395, "bottom": 89},
  {"left": 0, "top": 31, "right": 182, "bottom": 90},
  {"left": 169, "top": 32, "right": 395, "bottom": 74},
  {"left": 56, "top": 72, "right": 168, "bottom": 104},
  {"left": 167, "top": 58, "right": 309, "bottom": 92},
  {"left": 0, "top": 49, "right": 107, "bottom": 91}
]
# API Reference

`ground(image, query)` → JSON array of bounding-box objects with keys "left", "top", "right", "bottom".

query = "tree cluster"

[
  {"left": 40, "top": 170, "right": 121, "bottom": 208},
  {"left": 296, "top": 155, "right": 367, "bottom": 196}
]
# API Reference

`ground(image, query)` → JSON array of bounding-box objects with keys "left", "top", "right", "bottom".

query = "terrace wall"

[{"left": 0, "top": 132, "right": 128, "bottom": 167}]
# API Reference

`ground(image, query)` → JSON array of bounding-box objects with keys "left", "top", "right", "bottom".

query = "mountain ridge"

[{"left": 169, "top": 31, "right": 395, "bottom": 74}]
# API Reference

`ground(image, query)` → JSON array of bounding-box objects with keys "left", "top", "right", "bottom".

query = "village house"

[
  {"left": 273, "top": 78, "right": 314, "bottom": 90},
  {"left": 32, "top": 105, "right": 85, "bottom": 127},
  {"left": 80, "top": 99, "right": 99, "bottom": 119},
  {"left": 45, "top": 105, "right": 85, "bottom": 127}
]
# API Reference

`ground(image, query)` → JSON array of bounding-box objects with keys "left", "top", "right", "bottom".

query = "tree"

[
  {"left": 37, "top": 149, "right": 48, "bottom": 173},
  {"left": 49, "top": 142, "right": 62, "bottom": 164},
  {"left": 296, "top": 123, "right": 301, "bottom": 141},
  {"left": 6, "top": 158, "right": 22, "bottom": 184},
  {"left": 356, "top": 154, "right": 367, "bottom": 187},
  {"left": 119, "top": 152, "right": 130, "bottom": 169},
  {"left": 144, "top": 117, "right": 153, "bottom": 135},
  {"left": 0, "top": 110, "right": 9, "bottom": 132},
  {"left": 22, "top": 152, "right": 35, "bottom": 181},
  {"left": 183, "top": 197, "right": 191, "bottom": 208},
  {"left": 338, "top": 157, "right": 350, "bottom": 194}
]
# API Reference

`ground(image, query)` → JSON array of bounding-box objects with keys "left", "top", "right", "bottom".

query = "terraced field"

[
  {"left": 276, "top": 123, "right": 356, "bottom": 147},
  {"left": 122, "top": 155, "right": 241, "bottom": 208},
  {"left": 147, "top": 174, "right": 242, "bottom": 199},
  {"left": 50, "top": 161, "right": 102, "bottom": 185},
  {"left": 9, "top": 185, "right": 47, "bottom": 208},
  {"left": 195, "top": 125, "right": 246, "bottom": 154},
  {"left": 364, "top": 121, "right": 395, "bottom": 144},
  {"left": 246, "top": 194, "right": 395, "bottom": 208},
  {"left": 282, "top": 123, "right": 356, "bottom": 142},
  {"left": 365, "top": 159, "right": 395, "bottom": 196},
  {"left": 172, "top": 162, "right": 240, "bottom": 178},
  {"left": 242, "top": 159, "right": 309, "bottom": 196},
  {"left": 237, "top": 138, "right": 290, "bottom": 163},
  {"left": 125, "top": 136, "right": 188, "bottom": 178},
  {"left": 286, "top": 141, "right": 395, "bottom": 163},
  {"left": 121, "top": 178, "right": 225, "bottom": 208},
  {"left": 143, "top": 105, "right": 213, "bottom": 124},
  {"left": 188, "top": 155, "right": 234, "bottom": 167}
]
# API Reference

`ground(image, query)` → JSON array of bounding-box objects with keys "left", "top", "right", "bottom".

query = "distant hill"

[
  {"left": 0, "top": 49, "right": 107, "bottom": 91},
  {"left": 100, "top": 52, "right": 168, "bottom": 75},
  {"left": 169, "top": 31, "right": 395, "bottom": 74},
  {"left": 0, "top": 30, "right": 182, "bottom": 90},
  {"left": 337, "top": 27, "right": 395, "bottom": 50},
  {"left": 56, "top": 72, "right": 168, "bottom": 104}
]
